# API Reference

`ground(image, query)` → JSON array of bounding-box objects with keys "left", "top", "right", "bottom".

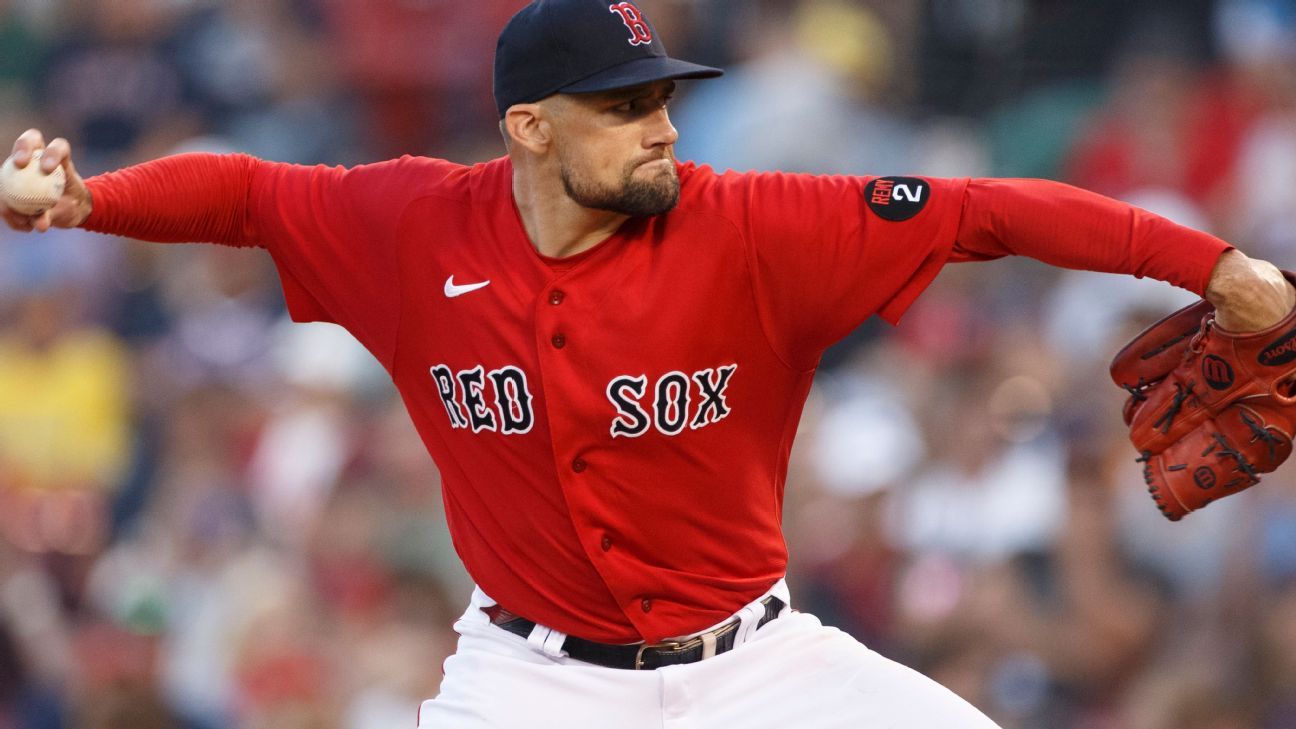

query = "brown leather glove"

[{"left": 1111, "top": 279, "right": 1296, "bottom": 520}]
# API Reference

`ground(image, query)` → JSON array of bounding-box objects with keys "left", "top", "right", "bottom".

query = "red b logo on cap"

[{"left": 609, "top": 2, "right": 653, "bottom": 46}]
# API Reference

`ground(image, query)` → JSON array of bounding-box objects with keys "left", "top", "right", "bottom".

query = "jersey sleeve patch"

[{"left": 864, "top": 177, "right": 930, "bottom": 222}]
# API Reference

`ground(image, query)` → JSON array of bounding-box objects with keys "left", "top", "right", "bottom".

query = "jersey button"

[
  {"left": 640, "top": 598, "right": 652, "bottom": 613},
  {"left": 601, "top": 536, "right": 612, "bottom": 552},
  {"left": 551, "top": 333, "right": 566, "bottom": 349},
  {"left": 572, "top": 458, "right": 587, "bottom": 473},
  {"left": 549, "top": 290, "right": 565, "bottom": 305}
]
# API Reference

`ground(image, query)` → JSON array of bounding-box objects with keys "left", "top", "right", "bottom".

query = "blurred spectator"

[
  {"left": 673, "top": 0, "right": 919, "bottom": 174},
  {"left": 883, "top": 372, "right": 1066, "bottom": 563},
  {"left": 0, "top": 548, "right": 68, "bottom": 728},
  {"left": 0, "top": 289, "right": 129, "bottom": 494},
  {"left": 318, "top": 0, "right": 518, "bottom": 158},
  {"left": 40, "top": 0, "right": 194, "bottom": 172},
  {"left": 0, "top": 285, "right": 129, "bottom": 567},
  {"left": 0, "top": 1, "right": 45, "bottom": 93},
  {"left": 1219, "top": 0, "right": 1296, "bottom": 267},
  {"left": 1063, "top": 9, "right": 1264, "bottom": 215}
]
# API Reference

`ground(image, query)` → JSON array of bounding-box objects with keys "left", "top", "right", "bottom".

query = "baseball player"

[{"left": 5, "top": 1, "right": 1295, "bottom": 727}]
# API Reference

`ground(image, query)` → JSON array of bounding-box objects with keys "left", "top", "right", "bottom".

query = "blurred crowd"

[{"left": 1, "top": 0, "right": 1296, "bottom": 727}]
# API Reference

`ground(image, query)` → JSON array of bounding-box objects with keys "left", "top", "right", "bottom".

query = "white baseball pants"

[{"left": 417, "top": 583, "right": 1001, "bottom": 728}]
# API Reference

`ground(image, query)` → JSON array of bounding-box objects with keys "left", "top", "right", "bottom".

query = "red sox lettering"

[
  {"left": 432, "top": 363, "right": 738, "bottom": 438},
  {"left": 607, "top": 364, "right": 737, "bottom": 438},
  {"left": 430, "top": 364, "right": 535, "bottom": 435}
]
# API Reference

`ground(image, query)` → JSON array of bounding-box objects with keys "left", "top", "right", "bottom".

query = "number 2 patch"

[{"left": 865, "top": 176, "right": 930, "bottom": 221}]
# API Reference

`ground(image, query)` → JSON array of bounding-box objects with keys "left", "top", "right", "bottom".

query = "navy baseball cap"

[{"left": 493, "top": 0, "right": 723, "bottom": 118}]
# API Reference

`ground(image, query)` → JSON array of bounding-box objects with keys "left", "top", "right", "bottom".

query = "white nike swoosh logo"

[{"left": 444, "top": 276, "right": 492, "bottom": 298}]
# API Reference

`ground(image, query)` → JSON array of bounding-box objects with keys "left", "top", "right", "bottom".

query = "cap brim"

[{"left": 558, "top": 56, "right": 723, "bottom": 95}]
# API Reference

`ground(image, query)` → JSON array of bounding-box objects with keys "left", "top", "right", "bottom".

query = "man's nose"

[{"left": 646, "top": 108, "right": 679, "bottom": 148}]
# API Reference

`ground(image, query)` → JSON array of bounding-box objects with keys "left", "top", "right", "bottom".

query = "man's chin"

[
  {"left": 616, "top": 180, "right": 680, "bottom": 217},
  {"left": 562, "top": 165, "right": 680, "bottom": 217},
  {"left": 596, "top": 197, "right": 677, "bottom": 218},
  {"left": 635, "top": 198, "right": 679, "bottom": 217}
]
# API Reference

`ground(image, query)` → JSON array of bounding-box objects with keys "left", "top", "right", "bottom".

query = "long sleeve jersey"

[{"left": 82, "top": 155, "right": 1228, "bottom": 641}]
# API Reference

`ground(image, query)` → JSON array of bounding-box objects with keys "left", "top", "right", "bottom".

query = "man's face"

[{"left": 547, "top": 80, "right": 681, "bottom": 217}]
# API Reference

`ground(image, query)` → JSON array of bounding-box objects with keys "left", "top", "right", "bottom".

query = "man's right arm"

[
  {"left": 1, "top": 128, "right": 457, "bottom": 372},
  {"left": 3, "top": 128, "right": 263, "bottom": 246},
  {"left": 81, "top": 153, "right": 263, "bottom": 246}
]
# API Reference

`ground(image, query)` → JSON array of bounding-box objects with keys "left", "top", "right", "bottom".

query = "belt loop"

[
  {"left": 701, "top": 631, "right": 718, "bottom": 659},
  {"left": 526, "top": 624, "right": 549, "bottom": 652},
  {"left": 734, "top": 602, "right": 763, "bottom": 647},
  {"left": 543, "top": 627, "right": 568, "bottom": 658},
  {"left": 771, "top": 578, "right": 792, "bottom": 616},
  {"left": 732, "top": 578, "right": 790, "bottom": 649},
  {"left": 527, "top": 623, "right": 569, "bottom": 658}
]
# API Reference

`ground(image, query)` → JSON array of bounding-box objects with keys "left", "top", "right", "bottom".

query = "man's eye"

[{"left": 614, "top": 96, "right": 671, "bottom": 114}]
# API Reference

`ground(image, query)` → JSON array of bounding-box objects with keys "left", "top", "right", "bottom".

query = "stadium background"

[{"left": 1, "top": 0, "right": 1295, "bottom": 726}]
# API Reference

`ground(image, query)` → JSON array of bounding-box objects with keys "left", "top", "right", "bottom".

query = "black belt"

[{"left": 483, "top": 595, "right": 786, "bottom": 670}]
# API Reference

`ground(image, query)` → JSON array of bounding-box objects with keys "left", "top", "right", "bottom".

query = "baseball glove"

[{"left": 1111, "top": 277, "right": 1296, "bottom": 520}]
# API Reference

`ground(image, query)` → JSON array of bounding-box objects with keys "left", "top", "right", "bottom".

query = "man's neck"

[{"left": 510, "top": 159, "right": 629, "bottom": 259}]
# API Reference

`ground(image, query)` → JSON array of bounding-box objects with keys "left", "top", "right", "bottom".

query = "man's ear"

[{"left": 504, "top": 104, "right": 551, "bottom": 154}]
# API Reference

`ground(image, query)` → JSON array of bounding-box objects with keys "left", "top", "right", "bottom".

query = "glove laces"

[
  {"left": 1239, "top": 408, "right": 1284, "bottom": 464},
  {"left": 1153, "top": 381, "right": 1197, "bottom": 434},
  {"left": 1202, "top": 432, "right": 1261, "bottom": 487},
  {"left": 1121, "top": 377, "right": 1152, "bottom": 405}
]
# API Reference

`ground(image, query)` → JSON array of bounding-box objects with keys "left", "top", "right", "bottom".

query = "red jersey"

[{"left": 83, "top": 155, "right": 1228, "bottom": 642}]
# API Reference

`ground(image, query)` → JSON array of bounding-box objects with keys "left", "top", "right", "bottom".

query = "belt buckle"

[
  {"left": 634, "top": 639, "right": 684, "bottom": 670},
  {"left": 629, "top": 594, "right": 772, "bottom": 669}
]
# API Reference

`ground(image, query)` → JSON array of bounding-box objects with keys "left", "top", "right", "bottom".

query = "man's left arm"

[
  {"left": 957, "top": 177, "right": 1296, "bottom": 520},
  {"left": 953, "top": 178, "right": 1295, "bottom": 331}
]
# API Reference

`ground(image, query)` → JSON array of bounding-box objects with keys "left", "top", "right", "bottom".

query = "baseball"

[{"left": 0, "top": 149, "right": 66, "bottom": 216}]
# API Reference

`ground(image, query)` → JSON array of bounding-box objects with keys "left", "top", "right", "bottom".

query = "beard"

[{"left": 560, "top": 154, "right": 681, "bottom": 217}]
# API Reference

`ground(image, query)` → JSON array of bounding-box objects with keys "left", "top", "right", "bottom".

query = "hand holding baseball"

[{"left": 1, "top": 129, "right": 92, "bottom": 233}]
